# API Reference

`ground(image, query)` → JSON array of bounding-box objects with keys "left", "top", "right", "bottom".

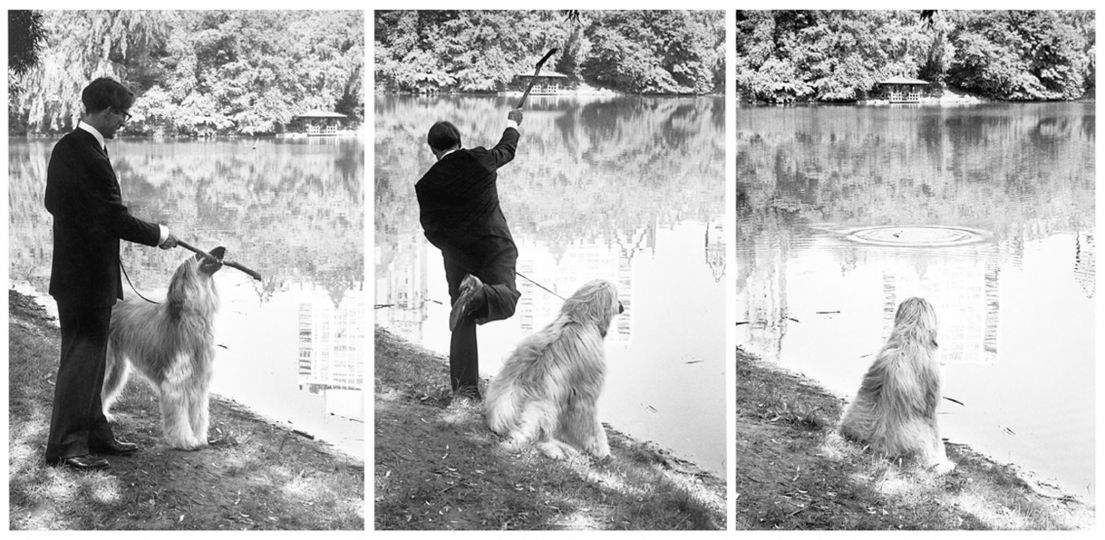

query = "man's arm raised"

[{"left": 487, "top": 108, "right": 523, "bottom": 167}]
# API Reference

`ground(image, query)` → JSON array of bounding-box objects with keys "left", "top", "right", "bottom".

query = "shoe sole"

[{"left": 449, "top": 276, "right": 482, "bottom": 331}]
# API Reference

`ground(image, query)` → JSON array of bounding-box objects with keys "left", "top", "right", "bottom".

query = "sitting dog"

[
  {"left": 485, "top": 279, "right": 623, "bottom": 459},
  {"left": 840, "top": 297, "right": 954, "bottom": 473},
  {"left": 102, "top": 248, "right": 224, "bottom": 450}
]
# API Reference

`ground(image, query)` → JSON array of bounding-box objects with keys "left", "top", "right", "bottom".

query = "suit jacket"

[
  {"left": 415, "top": 127, "right": 519, "bottom": 271},
  {"left": 44, "top": 128, "right": 161, "bottom": 306}
]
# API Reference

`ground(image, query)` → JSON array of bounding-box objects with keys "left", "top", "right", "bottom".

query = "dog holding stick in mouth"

[
  {"left": 101, "top": 248, "right": 224, "bottom": 450},
  {"left": 485, "top": 279, "right": 623, "bottom": 460},
  {"left": 840, "top": 297, "right": 954, "bottom": 473}
]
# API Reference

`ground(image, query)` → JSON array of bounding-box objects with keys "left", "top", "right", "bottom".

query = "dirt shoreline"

[
  {"left": 373, "top": 326, "right": 726, "bottom": 530},
  {"left": 735, "top": 346, "right": 1093, "bottom": 530},
  {"left": 8, "top": 290, "right": 364, "bottom": 530}
]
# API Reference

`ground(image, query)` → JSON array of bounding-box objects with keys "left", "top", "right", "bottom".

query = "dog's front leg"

[
  {"left": 567, "top": 398, "right": 610, "bottom": 459},
  {"left": 160, "top": 382, "right": 203, "bottom": 450},
  {"left": 586, "top": 416, "right": 611, "bottom": 459},
  {"left": 188, "top": 364, "right": 214, "bottom": 445},
  {"left": 160, "top": 356, "right": 206, "bottom": 450}
]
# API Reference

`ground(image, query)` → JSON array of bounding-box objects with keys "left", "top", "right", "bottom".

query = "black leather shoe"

[
  {"left": 90, "top": 438, "right": 139, "bottom": 455},
  {"left": 51, "top": 455, "right": 110, "bottom": 470},
  {"left": 449, "top": 274, "right": 484, "bottom": 331}
]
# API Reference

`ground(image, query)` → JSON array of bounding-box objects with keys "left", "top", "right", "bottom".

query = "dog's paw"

[
  {"left": 169, "top": 438, "right": 208, "bottom": 451},
  {"left": 588, "top": 446, "right": 611, "bottom": 460},
  {"left": 930, "top": 459, "right": 955, "bottom": 475},
  {"left": 538, "top": 440, "right": 579, "bottom": 460},
  {"left": 502, "top": 436, "right": 530, "bottom": 453},
  {"left": 537, "top": 444, "right": 567, "bottom": 460}
]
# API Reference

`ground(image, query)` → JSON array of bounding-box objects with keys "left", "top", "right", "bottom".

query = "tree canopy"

[
  {"left": 375, "top": 10, "right": 724, "bottom": 95},
  {"left": 735, "top": 10, "right": 1095, "bottom": 103},
  {"left": 9, "top": 10, "right": 364, "bottom": 135}
]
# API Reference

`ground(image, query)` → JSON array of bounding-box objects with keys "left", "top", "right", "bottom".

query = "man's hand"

[
  {"left": 507, "top": 108, "right": 523, "bottom": 126},
  {"left": 159, "top": 233, "right": 179, "bottom": 250}
]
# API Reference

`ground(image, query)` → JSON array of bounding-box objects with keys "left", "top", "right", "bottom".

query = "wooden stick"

[
  {"left": 516, "top": 48, "right": 558, "bottom": 109},
  {"left": 177, "top": 240, "right": 263, "bottom": 281}
]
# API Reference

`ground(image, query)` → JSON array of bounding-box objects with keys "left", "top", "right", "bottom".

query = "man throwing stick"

[
  {"left": 44, "top": 77, "right": 178, "bottom": 469},
  {"left": 415, "top": 108, "right": 524, "bottom": 404}
]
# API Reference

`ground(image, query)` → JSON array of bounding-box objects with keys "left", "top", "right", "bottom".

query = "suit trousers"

[
  {"left": 45, "top": 302, "right": 116, "bottom": 461},
  {"left": 444, "top": 246, "right": 521, "bottom": 392}
]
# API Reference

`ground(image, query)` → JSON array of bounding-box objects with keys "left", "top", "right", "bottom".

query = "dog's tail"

[{"left": 484, "top": 376, "right": 519, "bottom": 435}]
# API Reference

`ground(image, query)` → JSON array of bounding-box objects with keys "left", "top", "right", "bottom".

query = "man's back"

[{"left": 415, "top": 127, "right": 519, "bottom": 260}]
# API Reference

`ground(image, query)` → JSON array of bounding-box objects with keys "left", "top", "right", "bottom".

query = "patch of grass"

[
  {"left": 8, "top": 290, "right": 364, "bottom": 530},
  {"left": 735, "top": 347, "right": 1094, "bottom": 530},
  {"left": 374, "top": 326, "right": 725, "bottom": 530}
]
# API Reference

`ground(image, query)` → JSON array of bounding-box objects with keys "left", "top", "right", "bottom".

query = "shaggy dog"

[
  {"left": 840, "top": 297, "right": 954, "bottom": 473},
  {"left": 102, "top": 248, "right": 223, "bottom": 450},
  {"left": 485, "top": 279, "right": 623, "bottom": 460}
]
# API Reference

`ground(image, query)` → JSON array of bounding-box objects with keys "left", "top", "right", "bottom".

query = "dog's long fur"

[
  {"left": 840, "top": 297, "right": 953, "bottom": 472},
  {"left": 485, "top": 279, "right": 622, "bottom": 460},
  {"left": 102, "top": 250, "right": 222, "bottom": 450}
]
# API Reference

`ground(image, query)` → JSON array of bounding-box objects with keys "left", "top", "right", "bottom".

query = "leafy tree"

[
  {"left": 735, "top": 10, "right": 1094, "bottom": 103},
  {"left": 374, "top": 10, "right": 723, "bottom": 95},
  {"left": 10, "top": 10, "right": 364, "bottom": 136},
  {"left": 8, "top": 10, "right": 47, "bottom": 77},
  {"left": 11, "top": 10, "right": 173, "bottom": 132},
  {"left": 947, "top": 11, "right": 1089, "bottom": 100},
  {"left": 580, "top": 11, "right": 722, "bottom": 94},
  {"left": 736, "top": 10, "right": 928, "bottom": 102}
]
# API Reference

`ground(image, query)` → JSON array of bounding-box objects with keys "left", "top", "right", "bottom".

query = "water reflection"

[
  {"left": 375, "top": 95, "right": 726, "bottom": 474},
  {"left": 736, "top": 103, "right": 1095, "bottom": 497},
  {"left": 8, "top": 137, "right": 366, "bottom": 459}
]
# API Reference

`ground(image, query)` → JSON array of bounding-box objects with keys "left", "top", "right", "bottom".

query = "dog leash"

[
  {"left": 515, "top": 271, "right": 566, "bottom": 301},
  {"left": 119, "top": 260, "right": 160, "bottom": 305}
]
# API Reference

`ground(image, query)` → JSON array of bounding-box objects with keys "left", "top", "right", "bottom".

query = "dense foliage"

[
  {"left": 8, "top": 11, "right": 47, "bottom": 77},
  {"left": 735, "top": 10, "right": 1095, "bottom": 103},
  {"left": 375, "top": 10, "right": 724, "bottom": 95},
  {"left": 8, "top": 10, "right": 363, "bottom": 135}
]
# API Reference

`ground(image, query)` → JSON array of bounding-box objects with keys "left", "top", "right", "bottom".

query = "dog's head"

[
  {"left": 894, "top": 297, "right": 937, "bottom": 348},
  {"left": 560, "top": 279, "right": 622, "bottom": 337},
  {"left": 166, "top": 246, "right": 224, "bottom": 317},
  {"left": 196, "top": 246, "right": 226, "bottom": 275}
]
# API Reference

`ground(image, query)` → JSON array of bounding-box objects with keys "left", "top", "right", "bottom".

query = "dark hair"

[
  {"left": 427, "top": 121, "right": 461, "bottom": 152},
  {"left": 81, "top": 77, "right": 135, "bottom": 114}
]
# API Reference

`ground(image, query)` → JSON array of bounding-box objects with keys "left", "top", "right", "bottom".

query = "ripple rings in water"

[{"left": 844, "top": 226, "right": 990, "bottom": 247}]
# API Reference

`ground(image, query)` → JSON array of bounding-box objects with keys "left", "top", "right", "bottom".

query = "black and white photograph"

[
  {"left": 7, "top": 9, "right": 365, "bottom": 529},
  {"left": 734, "top": 9, "right": 1095, "bottom": 529},
  {"left": 6, "top": 4, "right": 1100, "bottom": 535},
  {"left": 373, "top": 9, "right": 727, "bottom": 530}
]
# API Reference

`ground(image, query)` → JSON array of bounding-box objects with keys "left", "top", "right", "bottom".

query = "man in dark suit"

[
  {"left": 44, "top": 77, "right": 178, "bottom": 469},
  {"left": 415, "top": 108, "right": 524, "bottom": 403}
]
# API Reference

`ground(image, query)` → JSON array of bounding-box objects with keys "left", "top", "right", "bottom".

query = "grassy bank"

[
  {"left": 8, "top": 290, "right": 364, "bottom": 530},
  {"left": 374, "top": 326, "right": 725, "bottom": 530},
  {"left": 735, "top": 346, "right": 1093, "bottom": 530}
]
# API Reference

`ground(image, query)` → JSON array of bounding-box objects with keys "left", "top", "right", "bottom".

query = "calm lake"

[
  {"left": 8, "top": 137, "right": 366, "bottom": 459},
  {"left": 375, "top": 95, "right": 726, "bottom": 475},
  {"left": 736, "top": 103, "right": 1095, "bottom": 498}
]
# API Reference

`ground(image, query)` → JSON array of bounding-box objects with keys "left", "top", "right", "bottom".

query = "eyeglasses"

[{"left": 114, "top": 108, "right": 132, "bottom": 122}]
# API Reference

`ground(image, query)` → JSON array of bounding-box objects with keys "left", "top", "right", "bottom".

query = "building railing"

[
  {"left": 305, "top": 124, "right": 340, "bottom": 136},
  {"left": 887, "top": 91, "right": 921, "bottom": 103}
]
